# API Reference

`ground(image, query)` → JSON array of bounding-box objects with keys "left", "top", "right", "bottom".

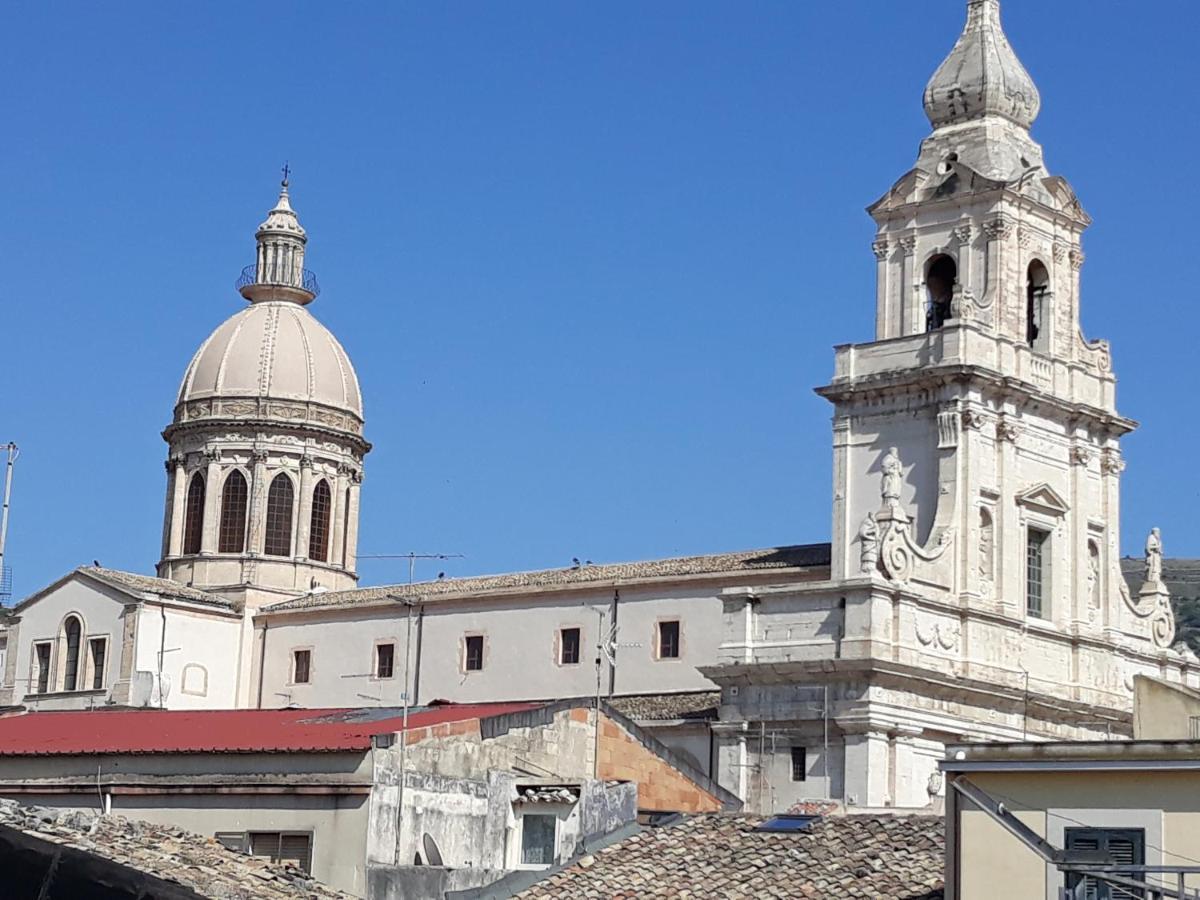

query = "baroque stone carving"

[
  {"left": 961, "top": 409, "right": 987, "bottom": 431},
  {"left": 871, "top": 239, "right": 890, "bottom": 261},
  {"left": 953, "top": 222, "right": 973, "bottom": 245},
  {"left": 299, "top": 454, "right": 315, "bottom": 470},
  {"left": 1145, "top": 527, "right": 1163, "bottom": 585},
  {"left": 937, "top": 410, "right": 960, "bottom": 449},
  {"left": 858, "top": 513, "right": 879, "bottom": 575},
  {"left": 203, "top": 448, "right": 222, "bottom": 463},
  {"left": 996, "top": 416, "right": 1022, "bottom": 443},
  {"left": 982, "top": 215, "right": 1015, "bottom": 241},
  {"left": 251, "top": 449, "right": 270, "bottom": 464},
  {"left": 1069, "top": 248, "right": 1086, "bottom": 271},
  {"left": 915, "top": 616, "right": 960, "bottom": 652},
  {"left": 880, "top": 447, "right": 904, "bottom": 511},
  {"left": 898, "top": 236, "right": 918, "bottom": 257},
  {"left": 1069, "top": 446, "right": 1092, "bottom": 467},
  {"left": 1100, "top": 450, "right": 1125, "bottom": 476},
  {"left": 222, "top": 401, "right": 257, "bottom": 416}
]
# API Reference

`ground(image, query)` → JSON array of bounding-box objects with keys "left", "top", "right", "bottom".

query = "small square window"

[
  {"left": 657, "top": 621, "right": 680, "bottom": 659},
  {"left": 520, "top": 814, "right": 557, "bottom": 867},
  {"left": 465, "top": 635, "right": 484, "bottom": 672},
  {"left": 292, "top": 649, "right": 311, "bottom": 684},
  {"left": 376, "top": 643, "right": 395, "bottom": 679},
  {"left": 560, "top": 628, "right": 581, "bottom": 665},
  {"left": 791, "top": 747, "right": 807, "bottom": 782}
]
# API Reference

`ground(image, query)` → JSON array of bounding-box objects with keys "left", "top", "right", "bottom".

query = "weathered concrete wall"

[
  {"left": 1134, "top": 674, "right": 1200, "bottom": 740},
  {"left": 594, "top": 711, "right": 721, "bottom": 813},
  {"left": 367, "top": 864, "right": 502, "bottom": 900}
]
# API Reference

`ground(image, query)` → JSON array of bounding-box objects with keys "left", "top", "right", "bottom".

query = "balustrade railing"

[{"left": 236, "top": 264, "right": 320, "bottom": 298}]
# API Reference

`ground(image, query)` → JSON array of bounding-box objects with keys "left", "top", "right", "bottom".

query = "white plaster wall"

[
  {"left": 133, "top": 605, "right": 242, "bottom": 709},
  {"left": 256, "top": 588, "right": 723, "bottom": 709},
  {"left": 10, "top": 579, "right": 125, "bottom": 707}
]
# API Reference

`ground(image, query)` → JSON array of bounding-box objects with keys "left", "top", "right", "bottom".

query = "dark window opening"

[
  {"left": 1026, "top": 528, "right": 1050, "bottom": 618},
  {"left": 292, "top": 649, "right": 311, "bottom": 684},
  {"left": 1064, "top": 827, "right": 1145, "bottom": 899},
  {"left": 465, "top": 635, "right": 484, "bottom": 671},
  {"left": 34, "top": 643, "right": 51, "bottom": 694},
  {"left": 62, "top": 616, "right": 82, "bottom": 692},
  {"left": 308, "top": 479, "right": 332, "bottom": 562},
  {"left": 89, "top": 638, "right": 107, "bottom": 691},
  {"left": 218, "top": 470, "right": 248, "bottom": 553},
  {"left": 925, "top": 255, "right": 958, "bottom": 331},
  {"left": 520, "top": 814, "right": 557, "bottom": 867},
  {"left": 248, "top": 831, "right": 313, "bottom": 874},
  {"left": 265, "top": 474, "right": 295, "bottom": 557},
  {"left": 560, "top": 628, "right": 581, "bottom": 665},
  {"left": 658, "top": 621, "right": 680, "bottom": 659},
  {"left": 1026, "top": 260, "right": 1049, "bottom": 350},
  {"left": 791, "top": 747, "right": 808, "bottom": 782},
  {"left": 376, "top": 643, "right": 395, "bottom": 679},
  {"left": 183, "top": 472, "right": 206, "bottom": 555}
]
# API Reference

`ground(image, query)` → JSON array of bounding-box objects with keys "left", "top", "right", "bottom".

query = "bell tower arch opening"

[
  {"left": 925, "top": 255, "right": 957, "bottom": 331},
  {"left": 1026, "top": 259, "right": 1050, "bottom": 352}
]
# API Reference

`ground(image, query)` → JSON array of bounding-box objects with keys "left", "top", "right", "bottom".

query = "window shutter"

[{"left": 278, "top": 834, "right": 313, "bottom": 872}]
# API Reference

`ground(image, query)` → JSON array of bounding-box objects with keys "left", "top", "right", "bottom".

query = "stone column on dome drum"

[
  {"left": 167, "top": 456, "right": 187, "bottom": 557},
  {"left": 296, "top": 454, "right": 315, "bottom": 560},
  {"left": 199, "top": 449, "right": 222, "bottom": 555},
  {"left": 247, "top": 449, "right": 269, "bottom": 555}
]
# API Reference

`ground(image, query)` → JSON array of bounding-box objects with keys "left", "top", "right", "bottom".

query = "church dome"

[
  {"left": 177, "top": 300, "right": 363, "bottom": 424},
  {"left": 923, "top": 0, "right": 1040, "bottom": 131}
]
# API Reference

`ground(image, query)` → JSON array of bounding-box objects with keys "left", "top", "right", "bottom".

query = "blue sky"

[{"left": 1, "top": 1, "right": 1197, "bottom": 596}]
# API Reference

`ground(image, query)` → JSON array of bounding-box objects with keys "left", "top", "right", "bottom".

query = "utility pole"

[
  {"left": 0, "top": 443, "right": 19, "bottom": 605},
  {"left": 592, "top": 609, "right": 640, "bottom": 778}
]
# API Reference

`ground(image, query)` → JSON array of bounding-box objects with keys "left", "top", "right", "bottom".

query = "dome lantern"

[{"left": 237, "top": 169, "right": 320, "bottom": 305}]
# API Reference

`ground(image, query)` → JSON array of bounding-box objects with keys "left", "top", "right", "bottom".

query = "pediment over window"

[{"left": 1014, "top": 483, "right": 1069, "bottom": 517}]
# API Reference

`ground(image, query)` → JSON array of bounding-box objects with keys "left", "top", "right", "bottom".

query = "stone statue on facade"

[
  {"left": 880, "top": 447, "right": 903, "bottom": 512},
  {"left": 1145, "top": 527, "right": 1163, "bottom": 585},
  {"left": 858, "top": 513, "right": 879, "bottom": 574}
]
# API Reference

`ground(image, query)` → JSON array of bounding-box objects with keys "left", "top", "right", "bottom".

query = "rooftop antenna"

[
  {"left": 0, "top": 443, "right": 19, "bottom": 604},
  {"left": 361, "top": 552, "right": 465, "bottom": 585}
]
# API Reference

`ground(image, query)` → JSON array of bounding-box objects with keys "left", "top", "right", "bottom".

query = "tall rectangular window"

[
  {"left": 658, "top": 621, "right": 680, "bottom": 659},
  {"left": 292, "top": 649, "right": 311, "bottom": 684},
  {"left": 791, "top": 747, "right": 807, "bottom": 782},
  {"left": 1026, "top": 528, "right": 1050, "bottom": 618},
  {"left": 1064, "top": 827, "right": 1144, "bottom": 899},
  {"left": 464, "top": 635, "right": 484, "bottom": 672},
  {"left": 34, "top": 643, "right": 51, "bottom": 694},
  {"left": 520, "top": 814, "right": 557, "bottom": 867},
  {"left": 560, "top": 628, "right": 581, "bottom": 665},
  {"left": 89, "top": 638, "right": 107, "bottom": 690},
  {"left": 376, "top": 643, "right": 395, "bottom": 679}
]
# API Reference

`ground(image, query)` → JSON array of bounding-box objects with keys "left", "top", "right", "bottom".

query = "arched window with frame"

[
  {"left": 62, "top": 615, "right": 82, "bottom": 692},
  {"left": 1026, "top": 260, "right": 1050, "bottom": 351},
  {"left": 308, "top": 479, "right": 332, "bottom": 562},
  {"left": 182, "top": 472, "right": 206, "bottom": 555},
  {"left": 925, "top": 255, "right": 957, "bottom": 331},
  {"left": 218, "top": 470, "right": 249, "bottom": 553},
  {"left": 264, "top": 473, "right": 295, "bottom": 557}
]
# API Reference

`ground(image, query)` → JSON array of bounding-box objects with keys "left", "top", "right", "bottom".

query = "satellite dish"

[{"left": 423, "top": 833, "right": 444, "bottom": 867}]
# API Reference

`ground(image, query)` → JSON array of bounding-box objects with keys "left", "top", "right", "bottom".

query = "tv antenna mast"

[
  {"left": 0, "top": 443, "right": 18, "bottom": 604},
  {"left": 360, "top": 552, "right": 464, "bottom": 585}
]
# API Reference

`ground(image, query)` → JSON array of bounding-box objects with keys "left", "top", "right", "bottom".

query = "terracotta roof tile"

[
  {"left": 265, "top": 544, "right": 832, "bottom": 614},
  {"left": 515, "top": 813, "right": 944, "bottom": 899},
  {"left": 608, "top": 692, "right": 720, "bottom": 722}
]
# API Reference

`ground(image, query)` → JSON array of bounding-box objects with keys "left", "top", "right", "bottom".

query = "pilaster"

[
  {"left": 296, "top": 454, "right": 315, "bottom": 560},
  {"left": 167, "top": 455, "right": 187, "bottom": 557},
  {"left": 199, "top": 448, "right": 222, "bottom": 554}
]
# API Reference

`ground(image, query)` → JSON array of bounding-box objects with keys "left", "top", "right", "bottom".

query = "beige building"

[{"left": 1, "top": 0, "right": 1196, "bottom": 823}]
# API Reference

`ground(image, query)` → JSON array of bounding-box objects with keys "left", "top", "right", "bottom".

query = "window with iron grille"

[
  {"left": 376, "top": 643, "right": 395, "bottom": 679},
  {"left": 292, "top": 649, "right": 311, "bottom": 684},
  {"left": 791, "top": 747, "right": 807, "bottom": 782},
  {"left": 308, "top": 479, "right": 332, "bottom": 562},
  {"left": 183, "top": 472, "right": 206, "bottom": 555},
  {"left": 1064, "top": 827, "right": 1145, "bottom": 899},
  {"left": 1026, "top": 528, "right": 1050, "bottom": 618},
  {"left": 264, "top": 474, "right": 295, "bottom": 557},
  {"left": 62, "top": 616, "right": 82, "bottom": 691},
  {"left": 560, "top": 628, "right": 581, "bottom": 665},
  {"left": 464, "top": 635, "right": 484, "bottom": 671},
  {"left": 247, "top": 831, "right": 313, "bottom": 874},
  {"left": 218, "top": 470, "right": 248, "bottom": 553},
  {"left": 658, "top": 621, "right": 680, "bottom": 659},
  {"left": 34, "top": 642, "right": 51, "bottom": 694},
  {"left": 89, "top": 637, "right": 107, "bottom": 690}
]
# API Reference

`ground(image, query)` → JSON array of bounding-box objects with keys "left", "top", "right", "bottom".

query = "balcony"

[{"left": 236, "top": 264, "right": 320, "bottom": 302}]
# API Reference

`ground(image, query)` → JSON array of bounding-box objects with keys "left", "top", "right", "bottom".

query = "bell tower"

[{"left": 819, "top": 0, "right": 1175, "bottom": 649}]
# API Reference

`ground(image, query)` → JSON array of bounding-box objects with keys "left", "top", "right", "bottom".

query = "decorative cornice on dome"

[{"left": 923, "top": 0, "right": 1040, "bottom": 131}]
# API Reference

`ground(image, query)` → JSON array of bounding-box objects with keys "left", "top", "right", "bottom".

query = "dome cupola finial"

[
  {"left": 237, "top": 166, "right": 320, "bottom": 305},
  {"left": 923, "top": 0, "right": 1040, "bottom": 131}
]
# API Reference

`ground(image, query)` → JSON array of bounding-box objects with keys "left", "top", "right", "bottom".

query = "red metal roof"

[{"left": 0, "top": 702, "right": 544, "bottom": 756}]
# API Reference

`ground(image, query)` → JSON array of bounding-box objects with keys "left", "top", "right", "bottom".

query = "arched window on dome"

[
  {"left": 309, "top": 479, "right": 332, "bottom": 562},
  {"left": 265, "top": 474, "right": 295, "bottom": 558},
  {"left": 61, "top": 615, "right": 82, "bottom": 692},
  {"left": 183, "top": 472, "right": 206, "bottom": 555},
  {"left": 218, "top": 470, "right": 249, "bottom": 554}
]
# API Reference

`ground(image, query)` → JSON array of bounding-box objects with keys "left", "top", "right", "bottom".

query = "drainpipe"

[
  {"left": 411, "top": 604, "right": 425, "bottom": 707},
  {"left": 255, "top": 621, "right": 269, "bottom": 709}
]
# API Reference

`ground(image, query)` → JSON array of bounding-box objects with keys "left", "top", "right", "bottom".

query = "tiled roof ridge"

[
  {"left": 79, "top": 566, "right": 235, "bottom": 608},
  {"left": 265, "top": 542, "right": 833, "bottom": 614},
  {"left": 0, "top": 799, "right": 351, "bottom": 898}
]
